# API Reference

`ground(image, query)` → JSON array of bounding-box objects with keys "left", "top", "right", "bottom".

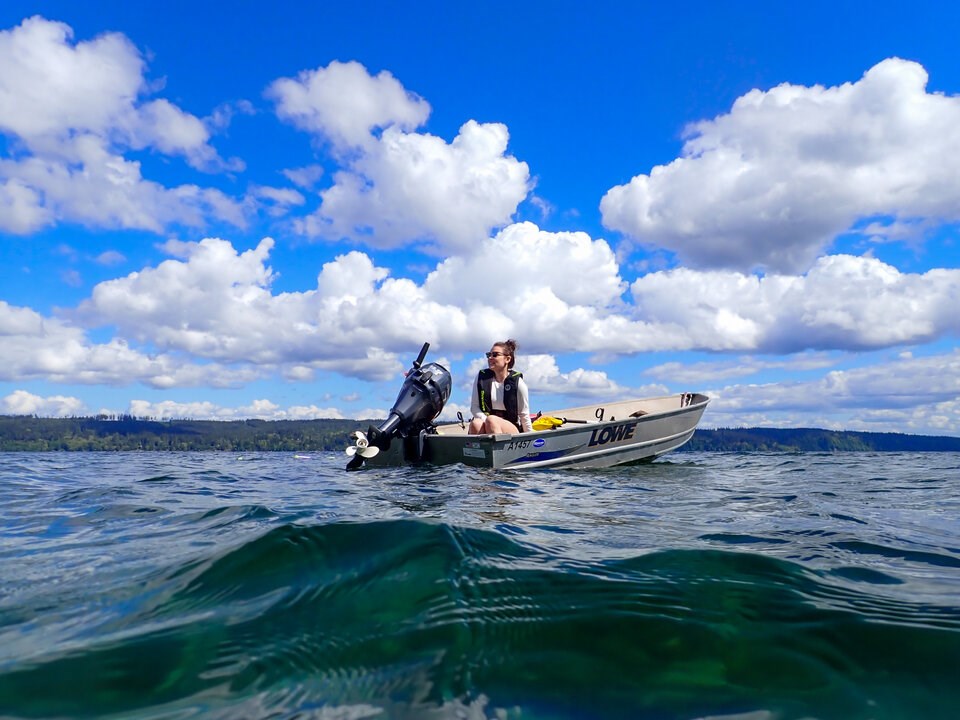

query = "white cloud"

[
  {"left": 0, "top": 16, "right": 244, "bottom": 234},
  {"left": 80, "top": 237, "right": 280, "bottom": 357},
  {"left": 316, "top": 250, "right": 389, "bottom": 300},
  {"left": 703, "top": 349, "right": 960, "bottom": 434},
  {"left": 71, "top": 233, "right": 960, "bottom": 388},
  {"left": 283, "top": 365, "right": 315, "bottom": 382},
  {"left": 517, "top": 354, "right": 635, "bottom": 399},
  {"left": 205, "top": 99, "right": 256, "bottom": 132},
  {"left": 269, "top": 60, "right": 530, "bottom": 254},
  {"left": 282, "top": 164, "right": 324, "bottom": 189},
  {"left": 646, "top": 353, "right": 840, "bottom": 384},
  {"left": 455, "top": 350, "right": 664, "bottom": 417},
  {"left": 127, "top": 398, "right": 345, "bottom": 420},
  {"left": 1, "top": 140, "right": 209, "bottom": 233},
  {"left": 251, "top": 185, "right": 306, "bottom": 217},
  {"left": 601, "top": 58, "right": 960, "bottom": 273},
  {"left": 631, "top": 254, "right": 960, "bottom": 353},
  {"left": 0, "top": 300, "right": 260, "bottom": 388},
  {"left": 425, "top": 222, "right": 625, "bottom": 308},
  {"left": 0, "top": 16, "right": 142, "bottom": 139},
  {"left": 76, "top": 240, "right": 410, "bottom": 380},
  {"left": 301, "top": 121, "right": 531, "bottom": 253},
  {"left": 9, "top": 347, "right": 952, "bottom": 431},
  {"left": 267, "top": 59, "right": 430, "bottom": 152},
  {"left": 1, "top": 389, "right": 86, "bottom": 417},
  {"left": 0, "top": 178, "right": 50, "bottom": 232},
  {"left": 133, "top": 98, "right": 242, "bottom": 172},
  {"left": 4, "top": 235, "right": 958, "bottom": 431},
  {"left": 95, "top": 250, "right": 126, "bottom": 266}
]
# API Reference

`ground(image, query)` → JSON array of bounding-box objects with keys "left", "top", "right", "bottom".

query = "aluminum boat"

[{"left": 346, "top": 343, "right": 708, "bottom": 470}]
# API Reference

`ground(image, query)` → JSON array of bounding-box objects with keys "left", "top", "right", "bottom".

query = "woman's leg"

[
  {"left": 467, "top": 417, "right": 485, "bottom": 434},
  {"left": 483, "top": 415, "right": 520, "bottom": 434}
]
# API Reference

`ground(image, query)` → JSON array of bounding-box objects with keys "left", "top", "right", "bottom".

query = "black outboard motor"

[{"left": 346, "top": 342, "right": 452, "bottom": 469}]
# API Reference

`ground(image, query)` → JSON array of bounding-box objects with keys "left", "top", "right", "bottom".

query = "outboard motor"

[{"left": 346, "top": 342, "right": 452, "bottom": 470}]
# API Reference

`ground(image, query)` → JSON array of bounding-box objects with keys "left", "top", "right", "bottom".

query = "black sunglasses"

[{"left": 485, "top": 351, "right": 509, "bottom": 358}]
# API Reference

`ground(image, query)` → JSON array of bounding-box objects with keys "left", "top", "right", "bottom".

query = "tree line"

[
  {"left": 680, "top": 427, "right": 960, "bottom": 452},
  {"left": 1, "top": 416, "right": 958, "bottom": 452},
  {"left": 0, "top": 416, "right": 370, "bottom": 451}
]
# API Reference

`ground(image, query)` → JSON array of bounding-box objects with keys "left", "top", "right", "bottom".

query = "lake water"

[{"left": 1, "top": 451, "right": 958, "bottom": 719}]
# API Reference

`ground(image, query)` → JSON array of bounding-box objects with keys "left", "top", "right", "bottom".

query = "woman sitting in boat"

[{"left": 468, "top": 339, "right": 533, "bottom": 434}]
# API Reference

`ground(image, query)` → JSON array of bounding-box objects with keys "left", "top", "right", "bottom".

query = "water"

[{"left": 1, "top": 451, "right": 958, "bottom": 719}]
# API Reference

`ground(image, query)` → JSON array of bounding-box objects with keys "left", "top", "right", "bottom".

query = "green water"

[{"left": 1, "top": 452, "right": 958, "bottom": 718}]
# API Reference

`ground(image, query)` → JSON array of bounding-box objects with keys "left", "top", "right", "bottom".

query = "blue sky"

[{"left": 1, "top": 2, "right": 959, "bottom": 435}]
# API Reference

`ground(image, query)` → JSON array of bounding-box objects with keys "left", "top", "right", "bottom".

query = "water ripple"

[{"left": 1, "top": 451, "right": 959, "bottom": 719}]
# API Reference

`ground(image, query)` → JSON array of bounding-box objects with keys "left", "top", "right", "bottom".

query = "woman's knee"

[{"left": 486, "top": 416, "right": 518, "bottom": 434}]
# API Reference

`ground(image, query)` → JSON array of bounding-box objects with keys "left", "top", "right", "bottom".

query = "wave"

[{"left": 2, "top": 519, "right": 959, "bottom": 719}]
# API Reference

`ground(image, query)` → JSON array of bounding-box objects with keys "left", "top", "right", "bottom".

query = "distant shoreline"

[
  {"left": 1, "top": 416, "right": 959, "bottom": 452},
  {"left": 681, "top": 427, "right": 960, "bottom": 452}
]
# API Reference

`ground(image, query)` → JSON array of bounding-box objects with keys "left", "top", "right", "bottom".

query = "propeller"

[{"left": 345, "top": 430, "right": 381, "bottom": 459}]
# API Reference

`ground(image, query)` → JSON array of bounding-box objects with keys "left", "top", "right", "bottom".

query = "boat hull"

[{"left": 363, "top": 393, "right": 709, "bottom": 470}]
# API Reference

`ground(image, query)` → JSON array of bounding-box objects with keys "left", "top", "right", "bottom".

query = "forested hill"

[
  {"left": 0, "top": 416, "right": 370, "bottom": 451},
  {"left": 1, "top": 415, "right": 960, "bottom": 452},
  {"left": 681, "top": 427, "right": 960, "bottom": 452}
]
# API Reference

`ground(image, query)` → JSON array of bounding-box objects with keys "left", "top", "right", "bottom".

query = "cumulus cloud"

[
  {"left": 80, "top": 237, "right": 282, "bottom": 358},
  {"left": 1, "top": 390, "right": 86, "bottom": 417},
  {"left": 601, "top": 58, "right": 960, "bottom": 273},
  {"left": 76, "top": 239, "right": 411, "bottom": 379},
  {"left": 5, "top": 232, "right": 958, "bottom": 429},
  {"left": 0, "top": 16, "right": 244, "bottom": 234},
  {"left": 70, "top": 232, "right": 960, "bottom": 387},
  {"left": 307, "top": 121, "right": 531, "bottom": 253},
  {"left": 270, "top": 60, "right": 531, "bottom": 254},
  {"left": 646, "top": 353, "right": 839, "bottom": 384},
  {"left": 0, "top": 16, "right": 142, "bottom": 140},
  {"left": 421, "top": 222, "right": 650, "bottom": 352},
  {"left": 631, "top": 254, "right": 960, "bottom": 353},
  {"left": 425, "top": 222, "right": 625, "bottom": 309},
  {"left": 516, "top": 354, "right": 640, "bottom": 399},
  {"left": 127, "top": 398, "right": 346, "bottom": 421},
  {"left": 267, "top": 60, "right": 430, "bottom": 152},
  {"left": 704, "top": 349, "right": 960, "bottom": 435},
  {"left": 0, "top": 299, "right": 260, "bottom": 388}
]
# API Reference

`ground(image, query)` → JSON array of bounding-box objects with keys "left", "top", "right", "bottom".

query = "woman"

[{"left": 468, "top": 339, "right": 533, "bottom": 434}]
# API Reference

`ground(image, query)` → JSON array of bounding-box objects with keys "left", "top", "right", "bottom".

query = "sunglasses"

[{"left": 485, "top": 352, "right": 509, "bottom": 358}]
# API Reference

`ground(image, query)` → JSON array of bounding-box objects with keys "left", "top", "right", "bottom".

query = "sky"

[{"left": 1, "top": 2, "right": 959, "bottom": 436}]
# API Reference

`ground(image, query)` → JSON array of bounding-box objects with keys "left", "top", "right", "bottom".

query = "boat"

[{"left": 345, "top": 343, "right": 709, "bottom": 471}]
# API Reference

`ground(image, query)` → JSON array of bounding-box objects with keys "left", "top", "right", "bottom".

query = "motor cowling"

[
  {"left": 346, "top": 343, "right": 451, "bottom": 469},
  {"left": 370, "top": 361, "right": 451, "bottom": 443}
]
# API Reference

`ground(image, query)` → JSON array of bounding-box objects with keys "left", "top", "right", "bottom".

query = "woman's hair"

[{"left": 493, "top": 339, "right": 518, "bottom": 369}]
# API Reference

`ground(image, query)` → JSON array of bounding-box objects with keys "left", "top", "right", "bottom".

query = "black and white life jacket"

[{"left": 476, "top": 368, "right": 523, "bottom": 426}]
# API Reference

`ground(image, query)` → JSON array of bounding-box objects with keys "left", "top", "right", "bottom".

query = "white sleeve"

[
  {"left": 517, "top": 377, "right": 533, "bottom": 432},
  {"left": 470, "top": 375, "right": 485, "bottom": 420}
]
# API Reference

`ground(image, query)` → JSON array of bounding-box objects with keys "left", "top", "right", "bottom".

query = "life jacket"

[{"left": 477, "top": 368, "right": 523, "bottom": 426}]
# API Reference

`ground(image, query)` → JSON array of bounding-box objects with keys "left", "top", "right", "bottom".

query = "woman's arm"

[
  {"left": 517, "top": 378, "right": 533, "bottom": 432},
  {"left": 470, "top": 374, "right": 485, "bottom": 422}
]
